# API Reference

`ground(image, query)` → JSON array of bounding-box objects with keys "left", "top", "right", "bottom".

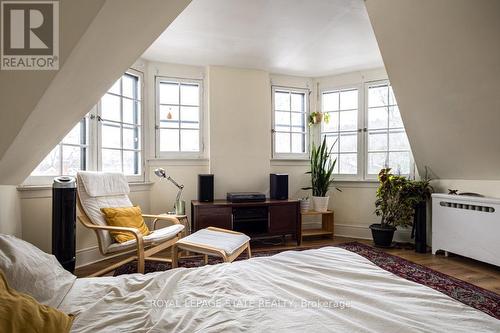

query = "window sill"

[
  {"left": 17, "top": 182, "right": 154, "bottom": 199},
  {"left": 148, "top": 158, "right": 209, "bottom": 166},
  {"left": 333, "top": 179, "right": 379, "bottom": 188},
  {"left": 270, "top": 159, "right": 310, "bottom": 166}
]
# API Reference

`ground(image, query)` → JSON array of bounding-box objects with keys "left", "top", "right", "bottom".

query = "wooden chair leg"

[
  {"left": 247, "top": 243, "right": 252, "bottom": 259},
  {"left": 172, "top": 245, "right": 179, "bottom": 268},
  {"left": 204, "top": 254, "right": 209, "bottom": 265},
  {"left": 137, "top": 252, "right": 145, "bottom": 274},
  {"left": 137, "top": 242, "right": 145, "bottom": 274}
]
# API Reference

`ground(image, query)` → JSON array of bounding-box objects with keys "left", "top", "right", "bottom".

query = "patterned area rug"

[{"left": 113, "top": 241, "right": 500, "bottom": 320}]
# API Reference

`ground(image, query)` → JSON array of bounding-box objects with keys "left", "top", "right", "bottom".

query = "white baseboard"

[
  {"left": 75, "top": 246, "right": 134, "bottom": 268},
  {"left": 334, "top": 223, "right": 372, "bottom": 240}
]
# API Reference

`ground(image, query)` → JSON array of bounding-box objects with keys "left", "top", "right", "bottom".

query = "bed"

[{"left": 58, "top": 247, "right": 500, "bottom": 333}]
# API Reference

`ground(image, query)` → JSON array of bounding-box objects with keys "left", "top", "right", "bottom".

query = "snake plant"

[{"left": 302, "top": 136, "right": 337, "bottom": 196}]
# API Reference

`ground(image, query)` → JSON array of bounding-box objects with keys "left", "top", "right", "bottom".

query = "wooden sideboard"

[{"left": 191, "top": 199, "right": 300, "bottom": 244}]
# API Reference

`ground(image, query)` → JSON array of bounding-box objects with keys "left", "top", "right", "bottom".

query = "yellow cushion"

[
  {"left": 0, "top": 270, "right": 73, "bottom": 333},
  {"left": 100, "top": 206, "right": 151, "bottom": 243}
]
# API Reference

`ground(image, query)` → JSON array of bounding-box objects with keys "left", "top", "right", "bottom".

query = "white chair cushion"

[
  {"left": 78, "top": 171, "right": 130, "bottom": 197},
  {"left": 0, "top": 234, "right": 76, "bottom": 308},
  {"left": 177, "top": 229, "right": 250, "bottom": 255},
  {"left": 77, "top": 177, "right": 132, "bottom": 253},
  {"left": 106, "top": 224, "right": 185, "bottom": 253}
]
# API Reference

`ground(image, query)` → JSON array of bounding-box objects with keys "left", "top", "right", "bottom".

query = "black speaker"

[
  {"left": 198, "top": 174, "right": 214, "bottom": 202},
  {"left": 270, "top": 173, "right": 288, "bottom": 200}
]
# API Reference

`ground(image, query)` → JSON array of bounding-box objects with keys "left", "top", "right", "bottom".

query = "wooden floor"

[{"left": 75, "top": 236, "right": 500, "bottom": 294}]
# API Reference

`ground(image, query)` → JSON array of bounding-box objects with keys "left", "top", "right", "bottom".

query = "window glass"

[
  {"left": 31, "top": 119, "right": 88, "bottom": 177},
  {"left": 367, "top": 83, "right": 411, "bottom": 176},
  {"left": 273, "top": 88, "right": 308, "bottom": 156},
  {"left": 99, "top": 73, "right": 142, "bottom": 175},
  {"left": 321, "top": 88, "right": 359, "bottom": 175},
  {"left": 158, "top": 79, "right": 201, "bottom": 154}
]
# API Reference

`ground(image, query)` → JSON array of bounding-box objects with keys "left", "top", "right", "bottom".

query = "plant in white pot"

[{"left": 302, "top": 137, "right": 339, "bottom": 212}]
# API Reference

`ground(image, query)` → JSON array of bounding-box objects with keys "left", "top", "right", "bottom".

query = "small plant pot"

[
  {"left": 369, "top": 223, "right": 396, "bottom": 247},
  {"left": 312, "top": 196, "right": 329, "bottom": 212},
  {"left": 299, "top": 199, "right": 310, "bottom": 212}
]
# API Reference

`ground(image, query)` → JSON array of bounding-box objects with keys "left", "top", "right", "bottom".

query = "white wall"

[
  {"left": 0, "top": 186, "right": 21, "bottom": 237},
  {"left": 365, "top": 0, "right": 500, "bottom": 180},
  {"left": 208, "top": 66, "right": 271, "bottom": 197},
  {"left": 432, "top": 180, "right": 500, "bottom": 199}
]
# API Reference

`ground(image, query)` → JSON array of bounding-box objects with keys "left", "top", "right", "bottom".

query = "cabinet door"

[
  {"left": 269, "top": 204, "right": 297, "bottom": 234},
  {"left": 196, "top": 206, "right": 232, "bottom": 230}
]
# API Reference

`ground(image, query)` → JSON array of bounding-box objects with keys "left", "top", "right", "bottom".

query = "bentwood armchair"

[{"left": 76, "top": 171, "right": 184, "bottom": 277}]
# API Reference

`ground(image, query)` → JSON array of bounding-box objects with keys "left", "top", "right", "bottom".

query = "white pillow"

[{"left": 0, "top": 234, "right": 76, "bottom": 308}]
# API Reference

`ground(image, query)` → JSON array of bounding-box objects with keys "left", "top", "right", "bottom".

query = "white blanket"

[{"left": 60, "top": 247, "right": 500, "bottom": 332}]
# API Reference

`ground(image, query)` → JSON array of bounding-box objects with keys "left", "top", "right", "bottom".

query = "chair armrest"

[
  {"left": 142, "top": 214, "right": 180, "bottom": 230},
  {"left": 77, "top": 215, "right": 144, "bottom": 247}
]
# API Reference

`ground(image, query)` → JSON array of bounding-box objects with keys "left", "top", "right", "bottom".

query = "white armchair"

[{"left": 76, "top": 171, "right": 184, "bottom": 276}]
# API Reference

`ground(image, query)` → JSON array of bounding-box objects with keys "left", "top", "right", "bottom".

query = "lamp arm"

[
  {"left": 175, "top": 186, "right": 184, "bottom": 204},
  {"left": 166, "top": 176, "right": 183, "bottom": 190}
]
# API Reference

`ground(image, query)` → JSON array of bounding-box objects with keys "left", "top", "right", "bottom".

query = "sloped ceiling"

[
  {"left": 0, "top": 0, "right": 105, "bottom": 163},
  {"left": 365, "top": 0, "right": 500, "bottom": 180},
  {"left": 0, "top": 0, "right": 191, "bottom": 185}
]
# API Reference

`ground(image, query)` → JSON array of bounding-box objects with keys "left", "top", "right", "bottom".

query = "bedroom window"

[
  {"left": 31, "top": 118, "right": 89, "bottom": 178},
  {"left": 98, "top": 71, "right": 143, "bottom": 179},
  {"left": 318, "top": 80, "right": 413, "bottom": 181},
  {"left": 366, "top": 82, "right": 411, "bottom": 177},
  {"left": 321, "top": 88, "right": 359, "bottom": 175},
  {"left": 272, "top": 86, "right": 309, "bottom": 159},
  {"left": 26, "top": 69, "right": 144, "bottom": 185},
  {"left": 156, "top": 77, "right": 203, "bottom": 157}
]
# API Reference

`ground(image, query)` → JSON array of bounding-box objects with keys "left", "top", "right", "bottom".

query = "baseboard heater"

[{"left": 432, "top": 193, "right": 500, "bottom": 267}]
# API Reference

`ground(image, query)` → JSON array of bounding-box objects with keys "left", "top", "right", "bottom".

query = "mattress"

[{"left": 59, "top": 247, "right": 500, "bottom": 332}]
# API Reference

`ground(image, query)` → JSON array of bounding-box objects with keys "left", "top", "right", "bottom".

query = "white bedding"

[{"left": 60, "top": 247, "right": 500, "bottom": 332}]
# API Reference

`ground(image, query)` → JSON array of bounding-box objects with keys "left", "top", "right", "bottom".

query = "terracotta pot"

[{"left": 313, "top": 112, "right": 323, "bottom": 124}]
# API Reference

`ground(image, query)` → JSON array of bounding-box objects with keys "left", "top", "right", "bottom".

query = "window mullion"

[{"left": 178, "top": 83, "right": 182, "bottom": 152}]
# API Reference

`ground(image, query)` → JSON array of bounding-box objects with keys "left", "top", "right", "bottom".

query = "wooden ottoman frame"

[{"left": 172, "top": 227, "right": 251, "bottom": 268}]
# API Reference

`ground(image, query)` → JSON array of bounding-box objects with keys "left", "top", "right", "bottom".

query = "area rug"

[{"left": 113, "top": 242, "right": 500, "bottom": 320}]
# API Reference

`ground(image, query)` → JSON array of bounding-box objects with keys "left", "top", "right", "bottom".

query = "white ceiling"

[{"left": 142, "top": 0, "right": 383, "bottom": 77}]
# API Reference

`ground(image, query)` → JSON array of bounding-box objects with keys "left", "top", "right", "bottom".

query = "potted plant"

[
  {"left": 299, "top": 196, "right": 310, "bottom": 211},
  {"left": 308, "top": 112, "right": 330, "bottom": 126},
  {"left": 372, "top": 168, "right": 415, "bottom": 247},
  {"left": 302, "top": 137, "right": 338, "bottom": 212}
]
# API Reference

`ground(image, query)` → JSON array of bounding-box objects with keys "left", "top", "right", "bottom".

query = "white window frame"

[
  {"left": 317, "top": 80, "right": 414, "bottom": 181},
  {"left": 155, "top": 76, "right": 204, "bottom": 159},
  {"left": 271, "top": 86, "right": 309, "bottom": 160},
  {"left": 25, "top": 117, "right": 92, "bottom": 186},
  {"left": 320, "top": 85, "right": 363, "bottom": 180},
  {"left": 25, "top": 69, "right": 145, "bottom": 186},
  {"left": 97, "top": 69, "right": 145, "bottom": 182},
  {"left": 364, "top": 80, "right": 414, "bottom": 180}
]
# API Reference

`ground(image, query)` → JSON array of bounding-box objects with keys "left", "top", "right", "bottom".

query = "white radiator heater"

[{"left": 432, "top": 193, "right": 500, "bottom": 267}]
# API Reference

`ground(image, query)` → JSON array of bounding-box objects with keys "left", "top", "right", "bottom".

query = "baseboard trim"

[
  {"left": 334, "top": 223, "right": 372, "bottom": 240},
  {"left": 76, "top": 245, "right": 134, "bottom": 268}
]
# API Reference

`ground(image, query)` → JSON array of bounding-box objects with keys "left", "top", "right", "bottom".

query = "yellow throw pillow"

[
  {"left": 0, "top": 270, "right": 74, "bottom": 333},
  {"left": 100, "top": 206, "right": 151, "bottom": 243}
]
